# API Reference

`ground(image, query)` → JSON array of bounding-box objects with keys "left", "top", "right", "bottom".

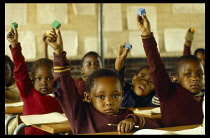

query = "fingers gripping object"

[
  {"left": 11, "top": 22, "right": 18, "bottom": 29},
  {"left": 124, "top": 43, "right": 132, "bottom": 51},
  {"left": 137, "top": 8, "right": 146, "bottom": 16},
  {"left": 52, "top": 20, "right": 61, "bottom": 29}
]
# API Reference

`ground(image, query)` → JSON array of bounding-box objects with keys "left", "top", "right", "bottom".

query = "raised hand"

[
  {"left": 117, "top": 43, "right": 131, "bottom": 60},
  {"left": 7, "top": 28, "right": 19, "bottom": 48},
  {"left": 47, "top": 28, "right": 63, "bottom": 55},
  {"left": 137, "top": 13, "right": 151, "bottom": 36}
]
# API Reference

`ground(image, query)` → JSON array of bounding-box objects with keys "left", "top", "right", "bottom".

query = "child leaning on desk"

[
  {"left": 6, "top": 28, "right": 63, "bottom": 135},
  {"left": 114, "top": 44, "right": 160, "bottom": 107},
  {"left": 46, "top": 28, "right": 160, "bottom": 135},
  {"left": 137, "top": 13, "right": 205, "bottom": 127}
]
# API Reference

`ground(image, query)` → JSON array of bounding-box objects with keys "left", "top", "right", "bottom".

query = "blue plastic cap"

[
  {"left": 125, "top": 43, "right": 132, "bottom": 51},
  {"left": 137, "top": 8, "right": 146, "bottom": 16}
]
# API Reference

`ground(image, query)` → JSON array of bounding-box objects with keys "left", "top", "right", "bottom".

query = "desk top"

[
  {"left": 78, "top": 124, "right": 201, "bottom": 135},
  {"left": 18, "top": 107, "right": 160, "bottom": 134},
  {"left": 5, "top": 106, "right": 23, "bottom": 114},
  {"left": 32, "top": 123, "right": 72, "bottom": 134}
]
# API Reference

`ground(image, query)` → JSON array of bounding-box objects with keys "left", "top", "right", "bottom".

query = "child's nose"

[
  {"left": 141, "top": 80, "right": 147, "bottom": 85},
  {"left": 105, "top": 97, "right": 114, "bottom": 106}
]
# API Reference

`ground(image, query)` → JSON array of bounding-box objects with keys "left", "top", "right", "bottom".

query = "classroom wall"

[{"left": 5, "top": 3, "right": 205, "bottom": 61}]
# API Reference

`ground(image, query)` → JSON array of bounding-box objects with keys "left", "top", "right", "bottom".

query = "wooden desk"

[
  {"left": 5, "top": 105, "right": 23, "bottom": 135},
  {"left": 78, "top": 124, "right": 201, "bottom": 135},
  {"left": 5, "top": 106, "right": 23, "bottom": 114},
  {"left": 32, "top": 123, "right": 72, "bottom": 134}
]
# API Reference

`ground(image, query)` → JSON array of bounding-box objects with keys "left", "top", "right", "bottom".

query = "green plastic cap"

[
  {"left": 52, "top": 20, "right": 61, "bottom": 29},
  {"left": 11, "top": 22, "right": 18, "bottom": 29}
]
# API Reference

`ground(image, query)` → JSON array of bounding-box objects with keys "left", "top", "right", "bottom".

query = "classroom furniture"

[
  {"left": 78, "top": 124, "right": 202, "bottom": 135},
  {"left": 5, "top": 104, "right": 23, "bottom": 135},
  {"left": 13, "top": 107, "right": 159, "bottom": 135}
]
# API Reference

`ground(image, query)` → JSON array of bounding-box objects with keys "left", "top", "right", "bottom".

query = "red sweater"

[
  {"left": 75, "top": 78, "right": 86, "bottom": 99},
  {"left": 52, "top": 52, "right": 160, "bottom": 135},
  {"left": 183, "top": 45, "right": 191, "bottom": 56},
  {"left": 142, "top": 33, "right": 203, "bottom": 127},
  {"left": 9, "top": 43, "right": 63, "bottom": 135}
]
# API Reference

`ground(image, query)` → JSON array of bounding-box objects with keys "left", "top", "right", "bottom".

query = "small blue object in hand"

[
  {"left": 124, "top": 43, "right": 132, "bottom": 51},
  {"left": 137, "top": 8, "right": 146, "bottom": 16},
  {"left": 52, "top": 20, "right": 61, "bottom": 29}
]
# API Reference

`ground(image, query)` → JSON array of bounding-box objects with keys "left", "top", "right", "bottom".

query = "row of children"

[{"left": 5, "top": 12, "right": 205, "bottom": 135}]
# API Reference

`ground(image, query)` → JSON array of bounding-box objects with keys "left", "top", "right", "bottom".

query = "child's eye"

[
  {"left": 97, "top": 95, "right": 104, "bottom": 99},
  {"left": 35, "top": 77, "right": 41, "bottom": 81},
  {"left": 197, "top": 73, "right": 204, "bottom": 76},
  {"left": 184, "top": 73, "right": 191, "bottom": 76},
  {"left": 112, "top": 95, "right": 119, "bottom": 98},
  {"left": 47, "top": 77, "right": 54, "bottom": 81},
  {"left": 138, "top": 75, "right": 145, "bottom": 79},
  {"left": 148, "top": 81, "right": 152, "bottom": 84}
]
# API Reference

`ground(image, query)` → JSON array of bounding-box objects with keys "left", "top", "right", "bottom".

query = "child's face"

[
  {"left": 86, "top": 76, "right": 123, "bottom": 116},
  {"left": 33, "top": 65, "right": 54, "bottom": 95},
  {"left": 196, "top": 52, "right": 205, "bottom": 68},
  {"left": 132, "top": 68, "right": 154, "bottom": 96},
  {"left": 81, "top": 55, "right": 102, "bottom": 78},
  {"left": 177, "top": 60, "right": 205, "bottom": 94},
  {"left": 5, "top": 62, "right": 12, "bottom": 86}
]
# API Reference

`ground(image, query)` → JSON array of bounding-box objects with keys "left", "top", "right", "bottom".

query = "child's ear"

[
  {"left": 84, "top": 92, "right": 91, "bottom": 103},
  {"left": 171, "top": 76, "right": 178, "bottom": 83},
  {"left": 80, "top": 67, "right": 84, "bottom": 75},
  {"left": 132, "top": 75, "right": 137, "bottom": 83}
]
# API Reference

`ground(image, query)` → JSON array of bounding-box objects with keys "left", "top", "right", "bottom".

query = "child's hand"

[
  {"left": 117, "top": 118, "right": 135, "bottom": 133},
  {"left": 47, "top": 28, "right": 63, "bottom": 55},
  {"left": 7, "top": 28, "right": 19, "bottom": 48},
  {"left": 137, "top": 13, "right": 151, "bottom": 36},
  {"left": 185, "top": 28, "right": 194, "bottom": 42},
  {"left": 117, "top": 43, "right": 131, "bottom": 60}
]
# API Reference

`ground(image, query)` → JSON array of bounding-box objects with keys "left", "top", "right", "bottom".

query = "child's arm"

[
  {"left": 43, "top": 32, "right": 49, "bottom": 58},
  {"left": 47, "top": 28, "right": 84, "bottom": 129},
  {"left": 137, "top": 13, "right": 172, "bottom": 101},
  {"left": 183, "top": 28, "right": 194, "bottom": 55},
  {"left": 115, "top": 43, "right": 130, "bottom": 71},
  {"left": 6, "top": 28, "right": 32, "bottom": 98}
]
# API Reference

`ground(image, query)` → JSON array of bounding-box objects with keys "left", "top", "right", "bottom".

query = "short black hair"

[
  {"left": 86, "top": 68, "right": 123, "bottom": 93},
  {"left": 81, "top": 51, "right": 102, "bottom": 67},
  {"left": 5, "top": 55, "right": 14, "bottom": 75},
  {"left": 30, "top": 58, "right": 53, "bottom": 79},
  {"left": 194, "top": 48, "right": 205, "bottom": 56},
  {"left": 135, "top": 65, "right": 150, "bottom": 75},
  {"left": 173, "top": 55, "right": 202, "bottom": 76}
]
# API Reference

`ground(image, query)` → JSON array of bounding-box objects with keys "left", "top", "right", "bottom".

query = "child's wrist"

[{"left": 141, "top": 32, "right": 153, "bottom": 39}]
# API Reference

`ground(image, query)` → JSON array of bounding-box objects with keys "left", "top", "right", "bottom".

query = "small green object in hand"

[
  {"left": 11, "top": 22, "right": 18, "bottom": 29},
  {"left": 52, "top": 20, "right": 61, "bottom": 29}
]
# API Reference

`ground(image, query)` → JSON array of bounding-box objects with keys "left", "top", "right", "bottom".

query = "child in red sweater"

[
  {"left": 137, "top": 13, "right": 205, "bottom": 127},
  {"left": 46, "top": 28, "right": 160, "bottom": 135},
  {"left": 6, "top": 28, "right": 63, "bottom": 135},
  {"left": 75, "top": 51, "right": 103, "bottom": 99}
]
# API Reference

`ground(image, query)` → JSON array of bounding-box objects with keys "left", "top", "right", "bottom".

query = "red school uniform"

[{"left": 9, "top": 43, "right": 63, "bottom": 135}]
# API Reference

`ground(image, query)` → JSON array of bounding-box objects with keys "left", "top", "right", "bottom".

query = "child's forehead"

[{"left": 179, "top": 60, "right": 204, "bottom": 70}]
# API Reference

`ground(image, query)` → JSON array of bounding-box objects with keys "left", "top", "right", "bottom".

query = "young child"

[
  {"left": 137, "top": 13, "right": 205, "bottom": 127},
  {"left": 6, "top": 28, "right": 63, "bottom": 135},
  {"left": 5, "top": 55, "right": 22, "bottom": 135},
  {"left": 114, "top": 44, "right": 159, "bottom": 107},
  {"left": 47, "top": 28, "right": 160, "bottom": 135},
  {"left": 75, "top": 51, "right": 103, "bottom": 99},
  {"left": 5, "top": 55, "right": 22, "bottom": 103},
  {"left": 183, "top": 28, "right": 205, "bottom": 67}
]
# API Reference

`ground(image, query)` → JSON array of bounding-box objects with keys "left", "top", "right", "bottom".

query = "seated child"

[
  {"left": 137, "top": 12, "right": 205, "bottom": 127},
  {"left": 6, "top": 28, "right": 63, "bottom": 135},
  {"left": 5, "top": 55, "right": 22, "bottom": 135},
  {"left": 114, "top": 44, "right": 160, "bottom": 107},
  {"left": 46, "top": 28, "right": 160, "bottom": 135},
  {"left": 75, "top": 51, "right": 103, "bottom": 99}
]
